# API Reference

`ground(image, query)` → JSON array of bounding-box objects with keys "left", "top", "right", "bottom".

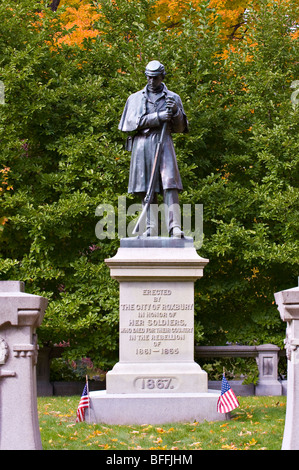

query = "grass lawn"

[{"left": 38, "top": 395, "right": 286, "bottom": 450}]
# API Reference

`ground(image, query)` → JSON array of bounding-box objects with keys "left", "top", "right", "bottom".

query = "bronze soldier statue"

[{"left": 118, "top": 60, "right": 188, "bottom": 238}]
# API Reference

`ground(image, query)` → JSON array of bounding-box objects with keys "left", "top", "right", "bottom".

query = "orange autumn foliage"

[
  {"left": 55, "top": 0, "right": 101, "bottom": 46},
  {"left": 153, "top": 0, "right": 298, "bottom": 41},
  {"left": 54, "top": 0, "right": 298, "bottom": 47},
  {"left": 0, "top": 167, "right": 12, "bottom": 229},
  {"left": 0, "top": 167, "right": 13, "bottom": 194},
  {"left": 209, "top": 0, "right": 253, "bottom": 38},
  {"left": 153, "top": 0, "right": 254, "bottom": 38}
]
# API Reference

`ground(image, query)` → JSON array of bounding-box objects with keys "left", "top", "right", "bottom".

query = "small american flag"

[
  {"left": 76, "top": 382, "right": 90, "bottom": 422},
  {"left": 217, "top": 374, "right": 239, "bottom": 413}
]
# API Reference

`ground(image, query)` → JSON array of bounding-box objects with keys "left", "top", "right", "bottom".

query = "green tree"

[
  {"left": 0, "top": 0, "right": 129, "bottom": 367},
  {"left": 0, "top": 0, "right": 298, "bottom": 376},
  {"left": 190, "top": 0, "right": 299, "bottom": 346}
]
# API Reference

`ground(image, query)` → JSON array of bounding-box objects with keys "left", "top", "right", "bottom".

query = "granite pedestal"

[
  {"left": 0, "top": 281, "right": 48, "bottom": 450},
  {"left": 89, "top": 238, "right": 228, "bottom": 424},
  {"left": 275, "top": 286, "right": 299, "bottom": 450}
]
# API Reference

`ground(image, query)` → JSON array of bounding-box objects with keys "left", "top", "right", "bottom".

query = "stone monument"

[
  {"left": 0, "top": 281, "right": 48, "bottom": 450},
  {"left": 275, "top": 285, "right": 299, "bottom": 450},
  {"left": 255, "top": 344, "right": 282, "bottom": 396},
  {"left": 89, "top": 61, "right": 226, "bottom": 424}
]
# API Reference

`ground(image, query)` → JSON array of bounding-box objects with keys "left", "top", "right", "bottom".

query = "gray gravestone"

[
  {"left": 275, "top": 286, "right": 299, "bottom": 450},
  {"left": 0, "top": 281, "right": 48, "bottom": 450}
]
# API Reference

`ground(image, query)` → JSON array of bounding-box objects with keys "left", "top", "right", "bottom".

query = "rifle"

[{"left": 132, "top": 113, "right": 169, "bottom": 236}]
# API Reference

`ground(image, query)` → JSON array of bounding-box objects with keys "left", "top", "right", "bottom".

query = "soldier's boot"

[
  {"left": 143, "top": 195, "right": 159, "bottom": 237},
  {"left": 164, "top": 189, "right": 184, "bottom": 238}
]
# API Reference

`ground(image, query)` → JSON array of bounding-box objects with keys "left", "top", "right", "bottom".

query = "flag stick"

[{"left": 86, "top": 374, "right": 91, "bottom": 424}]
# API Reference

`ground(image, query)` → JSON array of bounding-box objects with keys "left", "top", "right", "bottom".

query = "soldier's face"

[{"left": 146, "top": 74, "right": 163, "bottom": 92}]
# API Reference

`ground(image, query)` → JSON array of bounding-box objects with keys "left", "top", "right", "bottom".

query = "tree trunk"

[{"left": 50, "top": 0, "right": 61, "bottom": 11}]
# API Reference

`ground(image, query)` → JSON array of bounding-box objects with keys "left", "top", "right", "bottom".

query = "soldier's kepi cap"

[{"left": 145, "top": 60, "right": 165, "bottom": 77}]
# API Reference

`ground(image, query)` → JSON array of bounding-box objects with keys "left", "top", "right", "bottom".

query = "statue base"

[
  {"left": 119, "top": 235, "right": 194, "bottom": 248},
  {"left": 89, "top": 238, "right": 228, "bottom": 424},
  {"left": 88, "top": 390, "right": 227, "bottom": 425}
]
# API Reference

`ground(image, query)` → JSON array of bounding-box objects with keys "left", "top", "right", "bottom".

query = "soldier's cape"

[{"left": 118, "top": 84, "right": 188, "bottom": 133}]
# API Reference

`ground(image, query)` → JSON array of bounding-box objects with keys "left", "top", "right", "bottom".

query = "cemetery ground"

[{"left": 38, "top": 395, "right": 286, "bottom": 450}]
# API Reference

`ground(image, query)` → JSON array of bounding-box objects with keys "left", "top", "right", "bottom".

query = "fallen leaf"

[
  {"left": 153, "top": 437, "right": 163, "bottom": 444},
  {"left": 222, "top": 443, "right": 238, "bottom": 450},
  {"left": 156, "top": 428, "right": 165, "bottom": 434}
]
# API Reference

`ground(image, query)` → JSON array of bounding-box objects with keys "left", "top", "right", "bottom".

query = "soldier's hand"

[
  {"left": 166, "top": 97, "right": 178, "bottom": 114},
  {"left": 158, "top": 109, "right": 172, "bottom": 122}
]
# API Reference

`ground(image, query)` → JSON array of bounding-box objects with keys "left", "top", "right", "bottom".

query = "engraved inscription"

[
  {"left": 134, "top": 377, "right": 178, "bottom": 391},
  {"left": 120, "top": 282, "right": 195, "bottom": 362},
  {"left": 135, "top": 348, "right": 180, "bottom": 356}
]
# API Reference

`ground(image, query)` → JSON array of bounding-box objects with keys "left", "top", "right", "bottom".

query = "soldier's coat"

[{"left": 118, "top": 84, "right": 188, "bottom": 194}]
